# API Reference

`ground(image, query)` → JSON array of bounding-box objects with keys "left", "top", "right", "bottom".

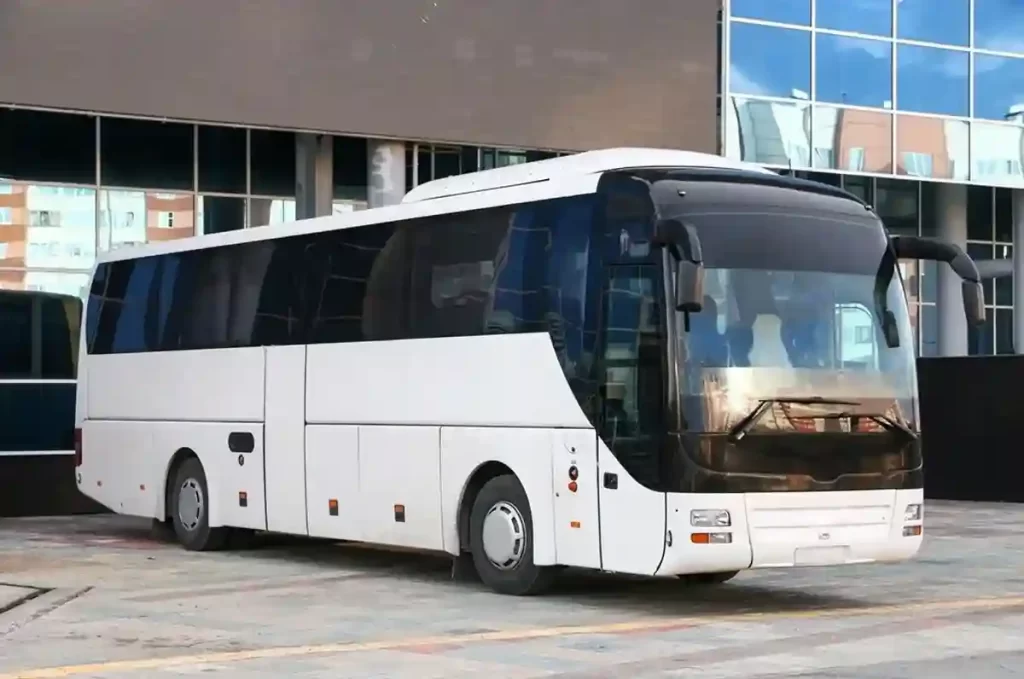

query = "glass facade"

[
  {"left": 0, "top": 108, "right": 562, "bottom": 301},
  {"left": 725, "top": 0, "right": 1024, "bottom": 356}
]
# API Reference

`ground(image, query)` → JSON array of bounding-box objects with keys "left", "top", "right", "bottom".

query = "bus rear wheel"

[
  {"left": 469, "top": 474, "right": 555, "bottom": 596},
  {"left": 170, "top": 457, "right": 229, "bottom": 552},
  {"left": 678, "top": 571, "right": 739, "bottom": 585}
]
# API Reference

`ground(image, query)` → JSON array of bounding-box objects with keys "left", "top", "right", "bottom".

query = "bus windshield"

[{"left": 656, "top": 181, "right": 918, "bottom": 434}]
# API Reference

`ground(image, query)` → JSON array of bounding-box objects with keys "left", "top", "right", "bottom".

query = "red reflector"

[{"left": 74, "top": 428, "right": 83, "bottom": 467}]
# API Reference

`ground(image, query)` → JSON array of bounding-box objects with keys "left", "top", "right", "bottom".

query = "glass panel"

[
  {"left": 974, "top": 0, "right": 1024, "bottom": 53},
  {"left": 815, "top": 34, "right": 892, "bottom": 109},
  {"left": 730, "top": 0, "right": 810, "bottom": 24},
  {"left": 896, "top": 0, "right": 969, "bottom": 46},
  {"left": 333, "top": 136, "right": 368, "bottom": 201},
  {"left": 974, "top": 54, "right": 1024, "bottom": 122},
  {"left": 899, "top": 259, "right": 921, "bottom": 304},
  {"left": 812, "top": 105, "right": 893, "bottom": 173},
  {"left": 968, "top": 307, "right": 996, "bottom": 355},
  {"left": 815, "top": 0, "right": 892, "bottom": 36},
  {"left": 98, "top": 190, "right": 194, "bottom": 251},
  {"left": 197, "top": 126, "right": 246, "bottom": 194},
  {"left": 967, "top": 185, "right": 994, "bottom": 241},
  {"left": 0, "top": 109, "right": 96, "bottom": 185},
  {"left": 726, "top": 96, "right": 810, "bottom": 167},
  {"left": 250, "top": 130, "right": 296, "bottom": 196},
  {"left": 100, "top": 117, "right": 193, "bottom": 191},
  {"left": 197, "top": 195, "right": 246, "bottom": 234},
  {"left": 249, "top": 198, "right": 296, "bottom": 227},
  {"left": 434, "top": 147, "right": 463, "bottom": 179},
  {"left": 0, "top": 182, "right": 96, "bottom": 271},
  {"left": 876, "top": 177, "right": 919, "bottom": 236},
  {"left": 996, "top": 187, "right": 1014, "bottom": 242},
  {"left": 729, "top": 23, "right": 811, "bottom": 99},
  {"left": 996, "top": 244, "right": 1013, "bottom": 306},
  {"left": 970, "top": 121, "right": 1024, "bottom": 186},
  {"left": 996, "top": 308, "right": 1015, "bottom": 354},
  {"left": 843, "top": 175, "right": 873, "bottom": 203},
  {"left": 896, "top": 45, "right": 969, "bottom": 117},
  {"left": 919, "top": 303, "right": 937, "bottom": 356},
  {"left": 895, "top": 114, "right": 969, "bottom": 180}
]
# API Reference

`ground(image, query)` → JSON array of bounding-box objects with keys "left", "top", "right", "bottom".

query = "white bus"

[{"left": 74, "top": 148, "right": 984, "bottom": 595}]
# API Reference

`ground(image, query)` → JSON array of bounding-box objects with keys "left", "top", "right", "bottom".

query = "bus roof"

[
  {"left": 402, "top": 148, "right": 774, "bottom": 203},
  {"left": 94, "top": 147, "right": 775, "bottom": 265}
]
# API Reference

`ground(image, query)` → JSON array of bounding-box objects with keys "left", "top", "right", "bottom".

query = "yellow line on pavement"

[{"left": 4, "top": 595, "right": 1024, "bottom": 678}]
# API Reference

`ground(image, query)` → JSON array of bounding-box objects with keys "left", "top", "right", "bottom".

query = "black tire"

[
  {"left": 169, "top": 457, "right": 229, "bottom": 551},
  {"left": 469, "top": 474, "right": 555, "bottom": 596},
  {"left": 678, "top": 571, "right": 739, "bottom": 585}
]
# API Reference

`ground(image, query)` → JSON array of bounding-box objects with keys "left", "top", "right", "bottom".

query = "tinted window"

[
  {"left": 897, "top": 0, "right": 969, "bottom": 46},
  {"left": 975, "top": 0, "right": 1024, "bottom": 53},
  {"left": 815, "top": 0, "right": 891, "bottom": 36},
  {"left": 815, "top": 34, "right": 892, "bottom": 109},
  {"left": 0, "top": 291, "right": 80, "bottom": 379},
  {"left": 729, "top": 23, "right": 811, "bottom": 99},
  {"left": 896, "top": 45, "right": 969, "bottom": 117}
]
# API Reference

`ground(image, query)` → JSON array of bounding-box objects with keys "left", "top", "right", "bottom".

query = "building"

[
  {"left": 0, "top": 0, "right": 1020, "bottom": 362},
  {"left": 723, "top": 0, "right": 1024, "bottom": 357}
]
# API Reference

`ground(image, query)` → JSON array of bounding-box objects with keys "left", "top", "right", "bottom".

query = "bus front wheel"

[
  {"left": 170, "top": 457, "right": 229, "bottom": 552},
  {"left": 469, "top": 474, "right": 555, "bottom": 596}
]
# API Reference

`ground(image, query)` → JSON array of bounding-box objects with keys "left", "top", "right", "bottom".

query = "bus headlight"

[
  {"left": 690, "top": 509, "right": 731, "bottom": 527},
  {"left": 903, "top": 504, "right": 922, "bottom": 522}
]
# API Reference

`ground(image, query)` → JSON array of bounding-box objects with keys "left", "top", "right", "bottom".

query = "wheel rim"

[
  {"left": 481, "top": 500, "right": 526, "bottom": 570},
  {"left": 177, "top": 478, "right": 204, "bottom": 532}
]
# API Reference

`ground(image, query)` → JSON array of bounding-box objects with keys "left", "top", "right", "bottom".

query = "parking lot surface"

[{"left": 0, "top": 501, "right": 1022, "bottom": 678}]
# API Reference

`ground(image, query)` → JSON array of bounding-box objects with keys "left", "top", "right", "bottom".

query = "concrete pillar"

[
  {"left": 935, "top": 183, "right": 969, "bottom": 357},
  {"left": 1014, "top": 190, "right": 1024, "bottom": 354},
  {"left": 295, "top": 133, "right": 333, "bottom": 220},
  {"left": 367, "top": 140, "right": 405, "bottom": 208}
]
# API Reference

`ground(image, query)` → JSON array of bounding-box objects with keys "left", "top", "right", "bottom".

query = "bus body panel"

[
  {"left": 305, "top": 334, "right": 590, "bottom": 429},
  {"left": 549, "top": 427, "right": 601, "bottom": 570},
  {"left": 659, "top": 492, "right": 753, "bottom": 576},
  {"left": 596, "top": 439, "right": 667, "bottom": 576},
  {"left": 304, "top": 424, "right": 360, "bottom": 541},
  {"left": 86, "top": 349, "right": 265, "bottom": 423},
  {"left": 265, "top": 345, "right": 309, "bottom": 536}
]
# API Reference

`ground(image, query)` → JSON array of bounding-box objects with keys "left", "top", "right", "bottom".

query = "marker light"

[{"left": 690, "top": 509, "right": 731, "bottom": 527}]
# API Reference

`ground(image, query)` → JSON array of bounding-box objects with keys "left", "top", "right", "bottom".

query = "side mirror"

[
  {"left": 675, "top": 259, "right": 704, "bottom": 313},
  {"left": 961, "top": 280, "right": 986, "bottom": 326},
  {"left": 655, "top": 218, "right": 705, "bottom": 312},
  {"left": 889, "top": 235, "right": 985, "bottom": 326}
]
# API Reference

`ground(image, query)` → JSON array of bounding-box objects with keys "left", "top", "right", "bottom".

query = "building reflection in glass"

[
  {"left": 98, "top": 190, "right": 195, "bottom": 251},
  {"left": 812, "top": 106, "right": 893, "bottom": 174}
]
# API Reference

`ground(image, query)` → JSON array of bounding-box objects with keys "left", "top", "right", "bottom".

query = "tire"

[
  {"left": 169, "top": 457, "right": 229, "bottom": 551},
  {"left": 469, "top": 474, "right": 555, "bottom": 596},
  {"left": 678, "top": 571, "right": 739, "bottom": 585}
]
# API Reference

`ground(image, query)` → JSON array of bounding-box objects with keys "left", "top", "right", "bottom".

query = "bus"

[{"left": 73, "top": 148, "right": 984, "bottom": 595}]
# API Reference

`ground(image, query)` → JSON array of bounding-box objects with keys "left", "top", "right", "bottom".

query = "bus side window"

[{"left": 0, "top": 293, "right": 32, "bottom": 377}]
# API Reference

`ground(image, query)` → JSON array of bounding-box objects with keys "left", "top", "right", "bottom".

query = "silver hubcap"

[
  {"left": 177, "top": 478, "right": 204, "bottom": 532},
  {"left": 481, "top": 501, "right": 526, "bottom": 570}
]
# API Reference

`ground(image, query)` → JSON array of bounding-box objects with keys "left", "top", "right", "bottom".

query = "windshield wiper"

[{"left": 726, "top": 397, "right": 916, "bottom": 443}]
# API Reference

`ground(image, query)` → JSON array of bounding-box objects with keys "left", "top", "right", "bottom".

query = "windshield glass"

[{"left": 656, "top": 180, "right": 918, "bottom": 431}]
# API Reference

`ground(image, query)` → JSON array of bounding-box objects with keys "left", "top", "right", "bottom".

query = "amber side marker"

[{"left": 328, "top": 499, "right": 339, "bottom": 516}]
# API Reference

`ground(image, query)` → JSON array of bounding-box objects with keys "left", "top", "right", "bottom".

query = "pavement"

[{"left": 0, "top": 501, "right": 1022, "bottom": 678}]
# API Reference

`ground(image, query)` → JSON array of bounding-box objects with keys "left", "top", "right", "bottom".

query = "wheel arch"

[
  {"left": 161, "top": 447, "right": 198, "bottom": 521},
  {"left": 456, "top": 460, "right": 515, "bottom": 554}
]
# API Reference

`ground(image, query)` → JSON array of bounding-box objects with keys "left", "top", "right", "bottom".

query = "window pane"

[
  {"left": 895, "top": 114, "right": 969, "bottom": 180},
  {"left": 974, "top": 54, "right": 1024, "bottom": 122},
  {"left": 815, "top": 0, "right": 891, "bottom": 36},
  {"left": 729, "top": 23, "right": 811, "bottom": 99},
  {"left": 843, "top": 175, "right": 874, "bottom": 204},
  {"left": 896, "top": 45, "right": 968, "bottom": 117},
  {"left": 974, "top": 0, "right": 1024, "bottom": 53},
  {"left": 249, "top": 198, "right": 295, "bottom": 227},
  {"left": 730, "top": 0, "right": 810, "bottom": 24},
  {"left": 996, "top": 308, "right": 1015, "bottom": 354},
  {"left": 0, "top": 271, "right": 90, "bottom": 299},
  {"left": 996, "top": 244, "right": 1013, "bottom": 306},
  {"left": 996, "top": 187, "right": 1014, "bottom": 241},
  {"left": 0, "top": 287, "right": 82, "bottom": 380},
  {"left": 967, "top": 185, "right": 994, "bottom": 241},
  {"left": 876, "top": 178, "right": 919, "bottom": 236},
  {"left": 897, "top": 0, "right": 969, "bottom": 46},
  {"left": 919, "top": 304, "right": 937, "bottom": 356},
  {"left": 0, "top": 182, "right": 97, "bottom": 271},
  {"left": 100, "top": 118, "right": 193, "bottom": 191},
  {"left": 812, "top": 105, "right": 893, "bottom": 173},
  {"left": 815, "top": 34, "right": 892, "bottom": 109},
  {"left": 0, "top": 109, "right": 96, "bottom": 185},
  {"left": 197, "top": 126, "right": 246, "bottom": 194},
  {"left": 198, "top": 195, "right": 246, "bottom": 234},
  {"left": 968, "top": 307, "right": 995, "bottom": 355},
  {"left": 98, "top": 190, "right": 194, "bottom": 251},
  {"left": 333, "top": 136, "right": 368, "bottom": 201},
  {"left": 971, "top": 121, "right": 1024, "bottom": 186},
  {"left": 725, "top": 96, "right": 810, "bottom": 168},
  {"left": 250, "top": 130, "right": 295, "bottom": 196},
  {"left": 968, "top": 243, "right": 995, "bottom": 306}
]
